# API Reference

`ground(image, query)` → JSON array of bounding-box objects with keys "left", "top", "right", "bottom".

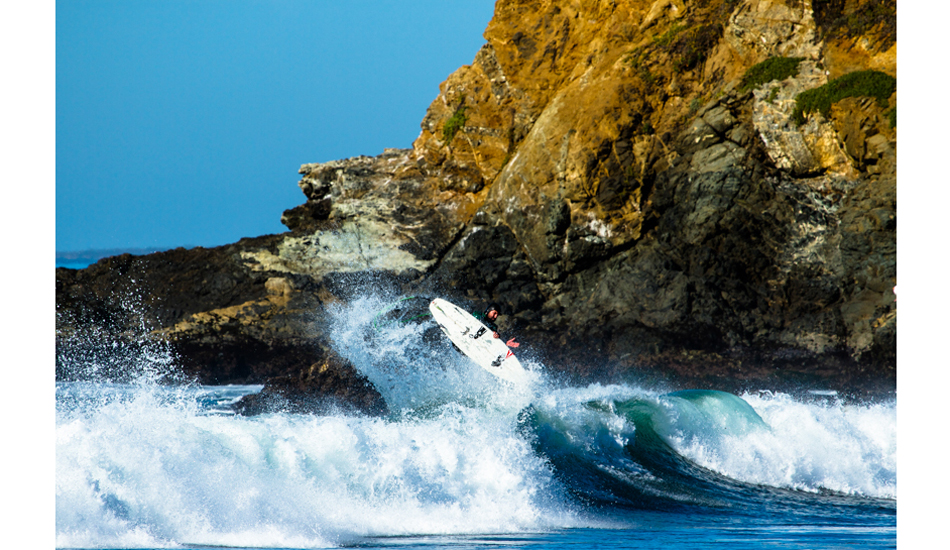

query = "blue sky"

[{"left": 55, "top": 0, "right": 495, "bottom": 252}]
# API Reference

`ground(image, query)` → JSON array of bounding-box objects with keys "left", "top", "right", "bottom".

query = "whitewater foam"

[
  {"left": 325, "top": 294, "right": 540, "bottom": 415},
  {"left": 666, "top": 391, "right": 897, "bottom": 499},
  {"left": 56, "top": 382, "right": 582, "bottom": 548},
  {"left": 55, "top": 291, "right": 896, "bottom": 548}
]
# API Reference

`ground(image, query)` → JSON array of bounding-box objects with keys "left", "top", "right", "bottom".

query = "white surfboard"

[{"left": 428, "top": 298, "right": 527, "bottom": 385}]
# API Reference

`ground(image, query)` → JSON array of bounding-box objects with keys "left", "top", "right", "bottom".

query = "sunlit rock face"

[
  {"left": 57, "top": 0, "right": 896, "bottom": 403},
  {"left": 403, "top": 0, "right": 895, "bottom": 384}
]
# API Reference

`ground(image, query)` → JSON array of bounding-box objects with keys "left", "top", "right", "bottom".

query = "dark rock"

[
  {"left": 55, "top": 234, "right": 332, "bottom": 386},
  {"left": 281, "top": 199, "right": 332, "bottom": 232},
  {"left": 232, "top": 356, "right": 388, "bottom": 416}
]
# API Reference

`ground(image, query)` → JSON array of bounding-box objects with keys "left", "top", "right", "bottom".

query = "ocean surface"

[
  {"left": 56, "top": 248, "right": 175, "bottom": 271},
  {"left": 55, "top": 295, "right": 897, "bottom": 549},
  {"left": 58, "top": 261, "right": 97, "bottom": 270}
]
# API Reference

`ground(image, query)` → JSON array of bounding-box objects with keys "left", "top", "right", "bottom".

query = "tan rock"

[
  {"left": 639, "top": 0, "right": 687, "bottom": 31},
  {"left": 265, "top": 277, "right": 294, "bottom": 297}
]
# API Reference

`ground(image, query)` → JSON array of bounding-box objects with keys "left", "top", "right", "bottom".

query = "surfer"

[{"left": 475, "top": 306, "right": 520, "bottom": 348}]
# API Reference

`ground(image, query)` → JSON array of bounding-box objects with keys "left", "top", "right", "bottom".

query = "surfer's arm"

[{"left": 476, "top": 308, "right": 516, "bottom": 345}]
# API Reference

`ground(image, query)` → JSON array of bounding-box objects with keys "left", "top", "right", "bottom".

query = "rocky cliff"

[{"left": 56, "top": 0, "right": 897, "bottom": 406}]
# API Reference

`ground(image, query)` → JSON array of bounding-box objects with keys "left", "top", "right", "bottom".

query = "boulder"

[{"left": 232, "top": 357, "right": 388, "bottom": 417}]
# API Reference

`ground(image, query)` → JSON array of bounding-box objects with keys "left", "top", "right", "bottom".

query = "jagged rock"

[
  {"left": 722, "top": 0, "right": 819, "bottom": 62},
  {"left": 280, "top": 200, "right": 331, "bottom": 232},
  {"left": 57, "top": 0, "right": 897, "bottom": 404},
  {"left": 260, "top": 149, "right": 468, "bottom": 274},
  {"left": 640, "top": 0, "right": 687, "bottom": 31},
  {"left": 690, "top": 142, "right": 746, "bottom": 173}
]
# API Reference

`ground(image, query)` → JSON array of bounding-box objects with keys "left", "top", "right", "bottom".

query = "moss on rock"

[
  {"left": 442, "top": 104, "right": 468, "bottom": 144},
  {"left": 792, "top": 70, "right": 896, "bottom": 125},
  {"left": 739, "top": 56, "right": 805, "bottom": 93}
]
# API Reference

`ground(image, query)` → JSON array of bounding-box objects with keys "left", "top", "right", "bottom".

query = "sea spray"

[
  {"left": 324, "top": 294, "right": 539, "bottom": 415},
  {"left": 56, "top": 383, "right": 581, "bottom": 548},
  {"left": 56, "top": 280, "right": 189, "bottom": 386},
  {"left": 55, "top": 289, "right": 895, "bottom": 548}
]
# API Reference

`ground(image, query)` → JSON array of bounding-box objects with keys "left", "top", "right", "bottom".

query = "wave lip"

[
  {"left": 522, "top": 386, "right": 896, "bottom": 514},
  {"left": 55, "top": 292, "right": 896, "bottom": 547}
]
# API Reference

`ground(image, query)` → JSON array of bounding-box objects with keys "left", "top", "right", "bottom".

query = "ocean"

[
  {"left": 55, "top": 295, "right": 896, "bottom": 549},
  {"left": 56, "top": 248, "right": 173, "bottom": 271}
]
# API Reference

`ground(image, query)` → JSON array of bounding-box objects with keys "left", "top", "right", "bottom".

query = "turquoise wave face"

[
  {"left": 55, "top": 292, "right": 896, "bottom": 548},
  {"left": 644, "top": 389, "right": 771, "bottom": 449},
  {"left": 520, "top": 386, "right": 894, "bottom": 515},
  {"left": 56, "top": 379, "right": 896, "bottom": 548}
]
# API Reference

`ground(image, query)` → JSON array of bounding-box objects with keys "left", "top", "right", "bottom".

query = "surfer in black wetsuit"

[{"left": 474, "top": 306, "right": 520, "bottom": 348}]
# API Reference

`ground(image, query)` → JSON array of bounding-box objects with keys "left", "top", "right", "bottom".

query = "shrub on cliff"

[
  {"left": 739, "top": 56, "right": 805, "bottom": 93},
  {"left": 653, "top": 23, "right": 687, "bottom": 48},
  {"left": 792, "top": 70, "right": 896, "bottom": 125},
  {"left": 443, "top": 104, "right": 468, "bottom": 144}
]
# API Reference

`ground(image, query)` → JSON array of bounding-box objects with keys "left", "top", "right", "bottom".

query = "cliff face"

[
  {"left": 56, "top": 0, "right": 896, "bottom": 402},
  {"left": 408, "top": 0, "right": 895, "bottom": 385}
]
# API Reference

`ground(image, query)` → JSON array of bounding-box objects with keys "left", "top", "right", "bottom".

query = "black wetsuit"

[{"left": 472, "top": 311, "right": 499, "bottom": 337}]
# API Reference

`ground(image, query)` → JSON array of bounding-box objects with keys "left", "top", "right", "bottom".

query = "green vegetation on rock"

[
  {"left": 792, "top": 70, "right": 896, "bottom": 125},
  {"left": 622, "top": 1, "right": 733, "bottom": 94},
  {"left": 653, "top": 23, "right": 687, "bottom": 47},
  {"left": 739, "top": 56, "right": 804, "bottom": 93},
  {"left": 443, "top": 103, "right": 468, "bottom": 143}
]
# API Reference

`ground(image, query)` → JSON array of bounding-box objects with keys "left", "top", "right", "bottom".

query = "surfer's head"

[{"left": 484, "top": 306, "right": 499, "bottom": 321}]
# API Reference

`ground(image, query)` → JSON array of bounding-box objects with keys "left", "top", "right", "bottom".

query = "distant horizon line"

[{"left": 56, "top": 245, "right": 197, "bottom": 260}]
